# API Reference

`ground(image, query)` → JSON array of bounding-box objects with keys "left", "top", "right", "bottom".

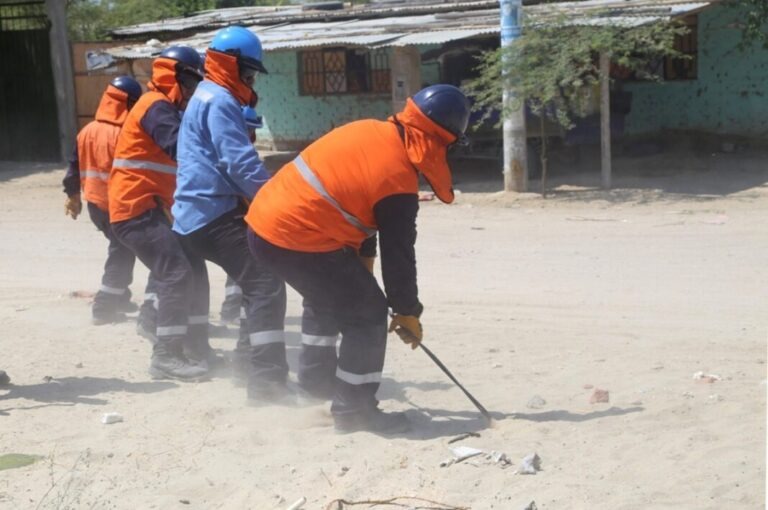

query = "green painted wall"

[
  {"left": 255, "top": 50, "right": 392, "bottom": 149},
  {"left": 255, "top": 45, "right": 439, "bottom": 149},
  {"left": 625, "top": 4, "right": 768, "bottom": 137}
]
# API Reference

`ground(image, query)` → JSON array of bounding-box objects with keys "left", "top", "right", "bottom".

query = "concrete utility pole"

[
  {"left": 599, "top": 51, "right": 612, "bottom": 189},
  {"left": 45, "top": 0, "right": 77, "bottom": 162},
  {"left": 500, "top": 0, "right": 527, "bottom": 192}
]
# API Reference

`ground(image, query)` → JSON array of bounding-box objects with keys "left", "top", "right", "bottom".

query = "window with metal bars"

[
  {"left": 664, "top": 15, "right": 698, "bottom": 80},
  {"left": 299, "top": 48, "right": 391, "bottom": 96}
]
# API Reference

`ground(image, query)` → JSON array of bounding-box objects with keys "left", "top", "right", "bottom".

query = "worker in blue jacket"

[{"left": 173, "top": 26, "right": 289, "bottom": 404}]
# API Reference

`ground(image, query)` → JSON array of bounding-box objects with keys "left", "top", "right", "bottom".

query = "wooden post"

[
  {"left": 45, "top": 0, "right": 77, "bottom": 162},
  {"left": 599, "top": 51, "right": 612, "bottom": 190}
]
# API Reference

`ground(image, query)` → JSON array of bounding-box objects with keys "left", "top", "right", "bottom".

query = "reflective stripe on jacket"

[
  {"left": 74, "top": 84, "right": 131, "bottom": 211},
  {"left": 109, "top": 90, "right": 179, "bottom": 223},
  {"left": 245, "top": 118, "right": 418, "bottom": 253}
]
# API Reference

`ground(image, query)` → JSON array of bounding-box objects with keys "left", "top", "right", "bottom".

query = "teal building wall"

[
  {"left": 625, "top": 4, "right": 768, "bottom": 138},
  {"left": 255, "top": 45, "right": 439, "bottom": 149}
]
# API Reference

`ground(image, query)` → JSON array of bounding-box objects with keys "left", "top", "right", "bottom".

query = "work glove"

[
  {"left": 64, "top": 194, "right": 82, "bottom": 220},
  {"left": 388, "top": 314, "right": 423, "bottom": 350},
  {"left": 359, "top": 256, "right": 376, "bottom": 274}
]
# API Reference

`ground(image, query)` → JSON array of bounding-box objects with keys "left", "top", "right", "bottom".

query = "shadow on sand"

[{"left": 0, "top": 377, "right": 177, "bottom": 414}]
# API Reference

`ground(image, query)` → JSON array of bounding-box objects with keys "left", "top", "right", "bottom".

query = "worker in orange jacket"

[
  {"left": 246, "top": 85, "right": 471, "bottom": 434},
  {"left": 109, "top": 47, "right": 209, "bottom": 381},
  {"left": 63, "top": 76, "right": 143, "bottom": 325}
]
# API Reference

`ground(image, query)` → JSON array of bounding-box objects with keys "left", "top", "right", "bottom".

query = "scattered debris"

[
  {"left": 630, "top": 400, "right": 643, "bottom": 406},
  {"left": 517, "top": 453, "right": 542, "bottom": 475},
  {"left": 589, "top": 388, "right": 610, "bottom": 404},
  {"left": 682, "top": 391, "right": 695, "bottom": 399},
  {"left": 179, "top": 500, "right": 190, "bottom": 505},
  {"left": 69, "top": 290, "right": 96, "bottom": 299},
  {"left": 492, "top": 363, "right": 503, "bottom": 369},
  {"left": 42, "top": 376, "right": 54, "bottom": 383},
  {"left": 583, "top": 384, "right": 594, "bottom": 390},
  {"left": 338, "top": 466, "right": 349, "bottom": 477},
  {"left": 0, "top": 453, "right": 43, "bottom": 471},
  {"left": 526, "top": 395, "right": 546, "bottom": 409},
  {"left": 522, "top": 502, "right": 538, "bottom": 510},
  {"left": 75, "top": 362, "right": 83, "bottom": 369},
  {"left": 448, "top": 432, "right": 481, "bottom": 444},
  {"left": 325, "top": 497, "right": 468, "bottom": 510},
  {"left": 450, "top": 446, "right": 484, "bottom": 463},
  {"left": 286, "top": 497, "right": 307, "bottom": 510},
  {"left": 708, "top": 394, "right": 724, "bottom": 402},
  {"left": 488, "top": 450, "right": 512, "bottom": 467},
  {"left": 101, "top": 412, "right": 123, "bottom": 425},
  {"left": 14, "top": 307, "right": 27, "bottom": 312},
  {"left": 418, "top": 191, "right": 435, "bottom": 201},
  {"left": 693, "top": 371, "right": 721, "bottom": 383}
]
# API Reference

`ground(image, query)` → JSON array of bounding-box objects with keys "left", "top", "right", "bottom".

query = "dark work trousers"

[
  {"left": 220, "top": 275, "right": 243, "bottom": 322},
  {"left": 247, "top": 230, "right": 388, "bottom": 415},
  {"left": 87, "top": 201, "right": 136, "bottom": 315},
  {"left": 300, "top": 297, "right": 340, "bottom": 398},
  {"left": 178, "top": 209, "right": 287, "bottom": 383},
  {"left": 112, "top": 208, "right": 207, "bottom": 356}
]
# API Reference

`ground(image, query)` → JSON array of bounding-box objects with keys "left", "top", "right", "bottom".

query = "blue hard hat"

[
  {"left": 210, "top": 26, "right": 268, "bottom": 74},
  {"left": 241, "top": 105, "right": 263, "bottom": 130},
  {"left": 110, "top": 75, "right": 142, "bottom": 101},
  {"left": 160, "top": 46, "right": 204, "bottom": 78},
  {"left": 412, "top": 84, "right": 471, "bottom": 142}
]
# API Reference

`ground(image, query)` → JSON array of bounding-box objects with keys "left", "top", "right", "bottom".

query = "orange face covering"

[
  {"left": 390, "top": 98, "right": 458, "bottom": 204},
  {"left": 147, "top": 57, "right": 184, "bottom": 107},
  {"left": 94, "top": 85, "right": 131, "bottom": 126},
  {"left": 204, "top": 49, "right": 258, "bottom": 107}
]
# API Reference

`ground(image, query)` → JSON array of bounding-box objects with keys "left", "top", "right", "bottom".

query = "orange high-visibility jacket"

[
  {"left": 245, "top": 98, "right": 457, "bottom": 253},
  {"left": 76, "top": 85, "right": 131, "bottom": 211},
  {"left": 109, "top": 58, "right": 183, "bottom": 223}
]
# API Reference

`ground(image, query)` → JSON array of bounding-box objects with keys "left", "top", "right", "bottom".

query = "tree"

[
  {"left": 724, "top": 0, "right": 768, "bottom": 50},
  {"left": 466, "top": 17, "right": 687, "bottom": 131},
  {"left": 66, "top": 0, "right": 287, "bottom": 41}
]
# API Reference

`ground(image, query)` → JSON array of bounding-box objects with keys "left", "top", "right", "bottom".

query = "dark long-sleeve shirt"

[
  {"left": 63, "top": 145, "right": 80, "bottom": 196},
  {"left": 140, "top": 100, "right": 181, "bottom": 161},
  {"left": 373, "top": 193, "right": 423, "bottom": 317}
]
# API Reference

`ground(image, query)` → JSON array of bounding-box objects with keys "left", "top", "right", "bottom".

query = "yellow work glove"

[
  {"left": 64, "top": 194, "right": 82, "bottom": 220},
  {"left": 359, "top": 256, "right": 376, "bottom": 274},
  {"left": 388, "top": 314, "right": 423, "bottom": 349}
]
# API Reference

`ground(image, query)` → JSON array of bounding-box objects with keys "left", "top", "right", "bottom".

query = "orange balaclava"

[
  {"left": 94, "top": 84, "right": 132, "bottom": 126},
  {"left": 390, "top": 98, "right": 458, "bottom": 204},
  {"left": 147, "top": 57, "right": 185, "bottom": 107},
  {"left": 204, "top": 49, "right": 258, "bottom": 107}
]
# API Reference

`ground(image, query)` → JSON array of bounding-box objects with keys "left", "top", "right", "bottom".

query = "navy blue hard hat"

[
  {"left": 210, "top": 26, "right": 268, "bottom": 74},
  {"left": 160, "top": 45, "right": 204, "bottom": 78},
  {"left": 412, "top": 84, "right": 471, "bottom": 141},
  {"left": 110, "top": 75, "right": 142, "bottom": 101}
]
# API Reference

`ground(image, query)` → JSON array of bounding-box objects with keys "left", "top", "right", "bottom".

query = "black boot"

[
  {"left": 149, "top": 340, "right": 208, "bottom": 381},
  {"left": 117, "top": 289, "right": 139, "bottom": 314},
  {"left": 136, "top": 302, "right": 157, "bottom": 344},
  {"left": 246, "top": 375, "right": 296, "bottom": 406},
  {"left": 334, "top": 405, "right": 410, "bottom": 435},
  {"left": 91, "top": 292, "right": 126, "bottom": 325}
]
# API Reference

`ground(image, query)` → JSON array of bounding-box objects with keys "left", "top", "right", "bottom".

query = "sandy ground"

[{"left": 0, "top": 151, "right": 766, "bottom": 510}]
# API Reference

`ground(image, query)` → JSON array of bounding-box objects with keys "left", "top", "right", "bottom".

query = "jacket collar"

[
  {"left": 94, "top": 85, "right": 130, "bottom": 126},
  {"left": 204, "top": 49, "right": 258, "bottom": 107},
  {"left": 390, "top": 98, "right": 457, "bottom": 204},
  {"left": 147, "top": 57, "right": 184, "bottom": 107}
]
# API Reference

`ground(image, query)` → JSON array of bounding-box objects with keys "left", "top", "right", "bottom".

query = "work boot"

[
  {"left": 230, "top": 343, "right": 253, "bottom": 387},
  {"left": 136, "top": 306, "right": 157, "bottom": 344},
  {"left": 149, "top": 340, "right": 208, "bottom": 381},
  {"left": 183, "top": 337, "right": 222, "bottom": 372},
  {"left": 0, "top": 370, "right": 10, "bottom": 386},
  {"left": 334, "top": 406, "right": 410, "bottom": 435},
  {"left": 246, "top": 377, "right": 297, "bottom": 406},
  {"left": 91, "top": 309, "right": 126, "bottom": 326}
]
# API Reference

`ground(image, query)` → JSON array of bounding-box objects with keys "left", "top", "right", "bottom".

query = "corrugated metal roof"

[{"left": 104, "top": 0, "right": 719, "bottom": 59}]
